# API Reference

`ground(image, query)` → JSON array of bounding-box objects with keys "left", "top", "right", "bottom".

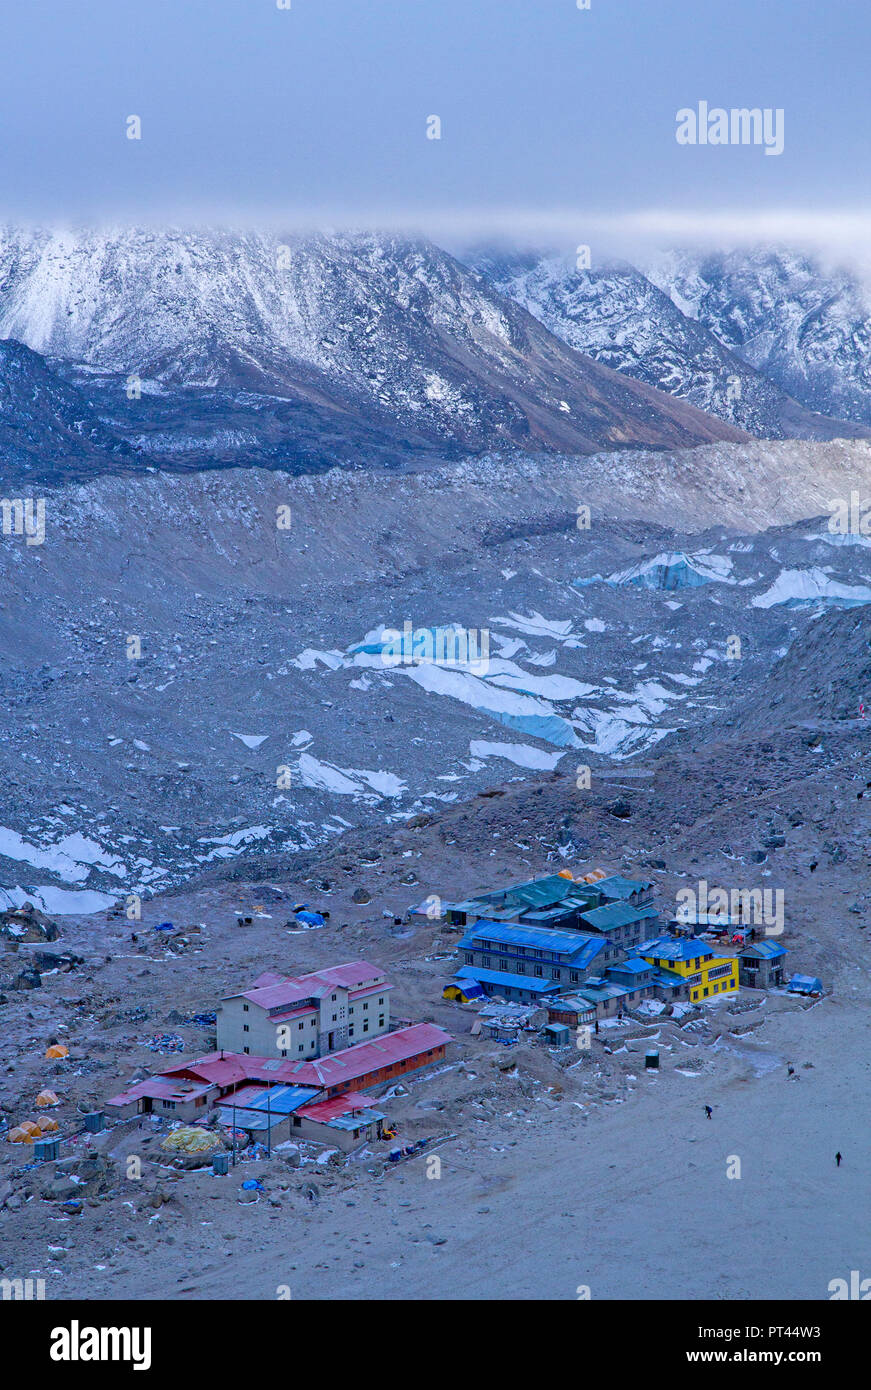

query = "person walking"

[
  {"left": 836, "top": 1151, "right": 843, "bottom": 1167},
  {"left": 704, "top": 1105, "right": 713, "bottom": 1119}
]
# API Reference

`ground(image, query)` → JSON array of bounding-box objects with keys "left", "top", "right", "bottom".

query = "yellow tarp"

[{"left": 160, "top": 1126, "right": 222, "bottom": 1156}]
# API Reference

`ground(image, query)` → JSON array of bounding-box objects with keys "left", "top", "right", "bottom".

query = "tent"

[
  {"left": 45, "top": 1044, "right": 69, "bottom": 1060},
  {"left": 36, "top": 1089, "right": 60, "bottom": 1107},
  {"left": 443, "top": 978, "right": 484, "bottom": 1003}
]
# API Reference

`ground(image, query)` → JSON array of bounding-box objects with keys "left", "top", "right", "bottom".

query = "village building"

[
  {"left": 593, "top": 875, "right": 656, "bottom": 907},
  {"left": 546, "top": 995, "right": 598, "bottom": 1029},
  {"left": 605, "top": 956, "right": 656, "bottom": 997},
  {"left": 728, "top": 939, "right": 788, "bottom": 989},
  {"left": 217, "top": 961, "right": 392, "bottom": 1058},
  {"left": 429, "top": 870, "right": 658, "bottom": 932},
  {"left": 578, "top": 901, "right": 660, "bottom": 955},
  {"left": 637, "top": 936, "right": 738, "bottom": 1003},
  {"left": 432, "top": 872, "right": 602, "bottom": 929},
  {"left": 456, "top": 920, "right": 610, "bottom": 1003},
  {"left": 106, "top": 1023, "right": 451, "bottom": 1144},
  {"left": 216, "top": 1084, "right": 387, "bottom": 1152}
]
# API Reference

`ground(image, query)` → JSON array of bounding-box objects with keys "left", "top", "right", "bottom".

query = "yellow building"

[{"left": 638, "top": 936, "right": 738, "bottom": 1003}]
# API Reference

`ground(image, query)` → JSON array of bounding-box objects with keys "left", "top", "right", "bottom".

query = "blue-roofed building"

[
  {"left": 606, "top": 956, "right": 656, "bottom": 1001},
  {"left": 457, "top": 919, "right": 609, "bottom": 1002},
  {"left": 637, "top": 936, "right": 738, "bottom": 1003},
  {"left": 732, "top": 939, "right": 788, "bottom": 988},
  {"left": 571, "top": 977, "right": 634, "bottom": 1019}
]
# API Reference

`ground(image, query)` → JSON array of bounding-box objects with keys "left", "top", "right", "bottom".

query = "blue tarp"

[{"left": 788, "top": 974, "right": 822, "bottom": 994}]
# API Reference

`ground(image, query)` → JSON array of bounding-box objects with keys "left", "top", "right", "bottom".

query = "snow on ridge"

[
  {"left": 752, "top": 567, "right": 871, "bottom": 609},
  {"left": 469, "top": 741, "right": 566, "bottom": 771},
  {"left": 0, "top": 826, "right": 127, "bottom": 884},
  {"left": 604, "top": 551, "right": 734, "bottom": 590}
]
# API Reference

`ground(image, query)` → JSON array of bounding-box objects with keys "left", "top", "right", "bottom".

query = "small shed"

[{"left": 542, "top": 1023, "right": 571, "bottom": 1048}]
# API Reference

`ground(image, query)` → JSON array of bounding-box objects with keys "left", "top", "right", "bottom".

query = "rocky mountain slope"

[
  {"left": 645, "top": 247, "right": 871, "bottom": 428},
  {"left": 0, "top": 228, "right": 745, "bottom": 488},
  {"left": 468, "top": 246, "right": 871, "bottom": 441},
  {"left": 0, "top": 338, "right": 136, "bottom": 482}
]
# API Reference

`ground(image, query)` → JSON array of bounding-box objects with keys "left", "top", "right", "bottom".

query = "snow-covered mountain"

[
  {"left": 0, "top": 227, "right": 744, "bottom": 481},
  {"left": 644, "top": 248, "right": 871, "bottom": 429},
  {"left": 468, "top": 247, "right": 871, "bottom": 441}
]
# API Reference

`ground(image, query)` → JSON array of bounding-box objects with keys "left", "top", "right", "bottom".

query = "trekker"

[
  {"left": 836, "top": 1151, "right": 843, "bottom": 1167},
  {"left": 704, "top": 1105, "right": 713, "bottom": 1119}
]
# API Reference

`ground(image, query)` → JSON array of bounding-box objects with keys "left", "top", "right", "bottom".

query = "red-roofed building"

[
  {"left": 107, "top": 1023, "right": 452, "bottom": 1119},
  {"left": 217, "top": 960, "right": 392, "bottom": 1060},
  {"left": 287, "top": 1022, "right": 451, "bottom": 1097}
]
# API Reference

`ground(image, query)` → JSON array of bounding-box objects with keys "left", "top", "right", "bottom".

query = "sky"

[{"left": 1, "top": 0, "right": 869, "bottom": 251}]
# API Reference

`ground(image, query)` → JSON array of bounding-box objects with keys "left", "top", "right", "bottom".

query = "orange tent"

[
  {"left": 9, "top": 1120, "right": 41, "bottom": 1142},
  {"left": 36, "top": 1089, "right": 60, "bottom": 1107},
  {"left": 38, "top": 1117, "right": 59, "bottom": 1132},
  {"left": 45, "top": 1044, "right": 69, "bottom": 1060}
]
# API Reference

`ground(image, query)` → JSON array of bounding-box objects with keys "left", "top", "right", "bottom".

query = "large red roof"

[
  {"left": 287, "top": 1023, "right": 451, "bottom": 1088},
  {"left": 107, "top": 1024, "right": 451, "bottom": 1108},
  {"left": 225, "top": 960, "right": 390, "bottom": 1012}
]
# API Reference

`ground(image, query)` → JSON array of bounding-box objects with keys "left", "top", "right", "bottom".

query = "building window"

[
  {"left": 298, "top": 1045, "right": 304, "bottom": 1053},
  {"left": 243, "top": 1024, "right": 249, "bottom": 1033},
  {"left": 534, "top": 965, "right": 543, "bottom": 977},
  {"left": 364, "top": 1001, "right": 369, "bottom": 1009},
  {"left": 349, "top": 1005, "right": 354, "bottom": 1014},
  {"left": 298, "top": 1021, "right": 304, "bottom": 1030},
  {"left": 363, "top": 1022, "right": 369, "bottom": 1032},
  {"left": 243, "top": 1046, "right": 250, "bottom": 1054},
  {"left": 379, "top": 1016, "right": 384, "bottom": 1027},
  {"left": 243, "top": 1004, "right": 249, "bottom": 1012},
  {"left": 332, "top": 1014, "right": 337, "bottom": 1022},
  {"left": 378, "top": 996, "right": 384, "bottom": 1005},
  {"left": 349, "top": 1026, "right": 354, "bottom": 1036},
  {"left": 331, "top": 994, "right": 337, "bottom": 1001},
  {"left": 464, "top": 953, "right": 473, "bottom": 965}
]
